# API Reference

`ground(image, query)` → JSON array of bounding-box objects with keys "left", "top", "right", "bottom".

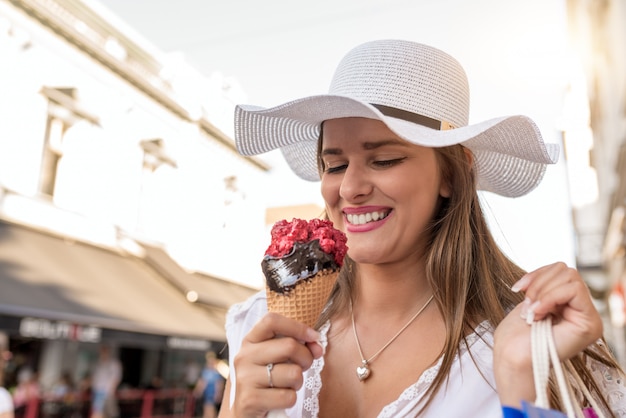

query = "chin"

[{"left": 347, "top": 249, "right": 384, "bottom": 265}]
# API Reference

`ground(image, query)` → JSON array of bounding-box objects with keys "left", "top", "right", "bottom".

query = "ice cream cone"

[{"left": 266, "top": 269, "right": 338, "bottom": 328}]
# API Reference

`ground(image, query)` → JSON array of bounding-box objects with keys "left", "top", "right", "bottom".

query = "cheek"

[
  {"left": 395, "top": 172, "right": 442, "bottom": 209},
  {"left": 320, "top": 177, "right": 339, "bottom": 206},
  {"left": 320, "top": 178, "right": 344, "bottom": 226}
]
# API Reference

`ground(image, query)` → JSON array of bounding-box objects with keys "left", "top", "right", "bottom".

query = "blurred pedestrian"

[
  {"left": 49, "top": 371, "right": 74, "bottom": 401},
  {"left": 76, "top": 373, "right": 92, "bottom": 418},
  {"left": 183, "top": 356, "right": 201, "bottom": 390},
  {"left": 193, "top": 352, "right": 223, "bottom": 418},
  {"left": 0, "top": 333, "right": 13, "bottom": 418},
  {"left": 12, "top": 367, "right": 39, "bottom": 418},
  {"left": 46, "top": 371, "right": 75, "bottom": 417},
  {"left": 90, "top": 345, "right": 122, "bottom": 418}
]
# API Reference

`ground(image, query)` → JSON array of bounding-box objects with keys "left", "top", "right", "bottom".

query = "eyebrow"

[{"left": 321, "top": 139, "right": 407, "bottom": 156}]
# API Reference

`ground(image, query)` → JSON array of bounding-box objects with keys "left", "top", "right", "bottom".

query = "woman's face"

[{"left": 320, "top": 117, "right": 450, "bottom": 265}]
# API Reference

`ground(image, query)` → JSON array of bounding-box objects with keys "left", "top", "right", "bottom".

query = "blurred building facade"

[
  {"left": 0, "top": 0, "right": 265, "bottom": 395},
  {"left": 565, "top": 0, "right": 626, "bottom": 365}
]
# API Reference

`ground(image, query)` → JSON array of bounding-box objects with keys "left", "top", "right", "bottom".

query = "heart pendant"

[{"left": 356, "top": 365, "right": 371, "bottom": 381}]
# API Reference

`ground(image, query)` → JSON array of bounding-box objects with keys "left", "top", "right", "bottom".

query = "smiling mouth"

[{"left": 346, "top": 210, "right": 391, "bottom": 225}]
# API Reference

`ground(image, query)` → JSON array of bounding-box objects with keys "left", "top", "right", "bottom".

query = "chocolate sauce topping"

[{"left": 262, "top": 240, "right": 338, "bottom": 294}]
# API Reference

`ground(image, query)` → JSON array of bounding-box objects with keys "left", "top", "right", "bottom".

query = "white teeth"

[{"left": 347, "top": 211, "right": 388, "bottom": 225}]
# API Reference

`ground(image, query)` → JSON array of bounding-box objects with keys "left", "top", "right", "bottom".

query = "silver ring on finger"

[{"left": 266, "top": 363, "right": 274, "bottom": 388}]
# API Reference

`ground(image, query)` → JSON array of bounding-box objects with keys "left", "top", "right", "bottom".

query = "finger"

[
  {"left": 263, "top": 362, "right": 305, "bottom": 391},
  {"left": 510, "top": 263, "right": 553, "bottom": 292},
  {"left": 250, "top": 336, "right": 317, "bottom": 372},
  {"left": 525, "top": 280, "right": 603, "bottom": 358},
  {"left": 519, "top": 264, "right": 585, "bottom": 313},
  {"left": 534, "top": 277, "right": 588, "bottom": 308},
  {"left": 529, "top": 277, "right": 593, "bottom": 320},
  {"left": 245, "top": 312, "right": 320, "bottom": 345},
  {"left": 231, "top": 361, "right": 301, "bottom": 416},
  {"left": 306, "top": 340, "right": 325, "bottom": 358},
  {"left": 235, "top": 387, "right": 298, "bottom": 415},
  {"left": 514, "top": 262, "right": 569, "bottom": 295},
  {"left": 233, "top": 338, "right": 316, "bottom": 396},
  {"left": 513, "top": 262, "right": 576, "bottom": 295}
]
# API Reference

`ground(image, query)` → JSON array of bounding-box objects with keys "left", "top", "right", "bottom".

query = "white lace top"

[{"left": 225, "top": 290, "right": 626, "bottom": 417}]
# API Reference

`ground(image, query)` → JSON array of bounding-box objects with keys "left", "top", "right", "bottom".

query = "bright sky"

[{"left": 97, "top": 0, "right": 582, "bottom": 271}]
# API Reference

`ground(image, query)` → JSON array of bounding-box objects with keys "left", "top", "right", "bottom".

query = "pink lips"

[{"left": 343, "top": 206, "right": 392, "bottom": 233}]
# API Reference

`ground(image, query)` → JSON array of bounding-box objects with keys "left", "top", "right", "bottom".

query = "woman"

[
  {"left": 194, "top": 352, "right": 225, "bottom": 418},
  {"left": 220, "top": 40, "right": 624, "bottom": 417}
]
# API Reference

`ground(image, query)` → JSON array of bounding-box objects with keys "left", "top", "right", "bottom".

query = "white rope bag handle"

[{"left": 531, "top": 317, "right": 606, "bottom": 418}]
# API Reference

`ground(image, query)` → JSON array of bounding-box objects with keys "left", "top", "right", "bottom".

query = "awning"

[
  {"left": 0, "top": 219, "right": 253, "bottom": 342},
  {"left": 141, "top": 244, "right": 259, "bottom": 310}
]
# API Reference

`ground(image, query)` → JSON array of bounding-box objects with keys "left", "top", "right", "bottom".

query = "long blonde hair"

[{"left": 317, "top": 141, "right": 620, "bottom": 415}]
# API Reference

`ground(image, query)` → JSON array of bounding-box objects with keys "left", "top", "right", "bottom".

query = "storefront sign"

[
  {"left": 19, "top": 317, "right": 101, "bottom": 342},
  {"left": 166, "top": 336, "right": 210, "bottom": 351}
]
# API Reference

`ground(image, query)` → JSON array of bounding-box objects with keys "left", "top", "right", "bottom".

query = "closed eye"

[
  {"left": 374, "top": 158, "right": 406, "bottom": 168},
  {"left": 324, "top": 164, "right": 347, "bottom": 174}
]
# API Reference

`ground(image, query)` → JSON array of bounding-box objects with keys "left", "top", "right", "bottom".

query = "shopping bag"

[{"left": 524, "top": 317, "right": 605, "bottom": 418}]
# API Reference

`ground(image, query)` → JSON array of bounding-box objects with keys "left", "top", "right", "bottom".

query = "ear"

[{"left": 439, "top": 179, "right": 451, "bottom": 198}]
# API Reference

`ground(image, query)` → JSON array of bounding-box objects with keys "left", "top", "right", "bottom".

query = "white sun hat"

[{"left": 234, "top": 39, "right": 560, "bottom": 198}]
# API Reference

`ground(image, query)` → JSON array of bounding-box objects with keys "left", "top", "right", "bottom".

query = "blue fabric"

[
  {"left": 502, "top": 406, "right": 525, "bottom": 418},
  {"left": 520, "top": 401, "right": 568, "bottom": 418},
  {"left": 502, "top": 402, "right": 570, "bottom": 418},
  {"left": 91, "top": 389, "right": 107, "bottom": 413},
  {"left": 201, "top": 368, "right": 222, "bottom": 405}
]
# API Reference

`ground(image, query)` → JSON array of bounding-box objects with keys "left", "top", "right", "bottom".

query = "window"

[{"left": 39, "top": 87, "right": 98, "bottom": 196}]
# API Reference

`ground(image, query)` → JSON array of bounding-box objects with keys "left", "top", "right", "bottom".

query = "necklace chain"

[{"left": 351, "top": 295, "right": 434, "bottom": 381}]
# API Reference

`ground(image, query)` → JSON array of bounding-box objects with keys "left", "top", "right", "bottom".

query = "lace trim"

[
  {"left": 378, "top": 321, "right": 491, "bottom": 417},
  {"left": 299, "top": 321, "right": 491, "bottom": 418},
  {"left": 301, "top": 321, "right": 330, "bottom": 418},
  {"left": 587, "top": 344, "right": 626, "bottom": 417},
  {"left": 378, "top": 355, "right": 443, "bottom": 418}
]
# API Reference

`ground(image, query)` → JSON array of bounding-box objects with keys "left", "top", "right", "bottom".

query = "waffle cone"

[{"left": 266, "top": 269, "right": 339, "bottom": 328}]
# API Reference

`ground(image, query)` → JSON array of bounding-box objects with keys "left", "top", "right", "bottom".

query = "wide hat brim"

[{"left": 235, "top": 95, "right": 559, "bottom": 198}]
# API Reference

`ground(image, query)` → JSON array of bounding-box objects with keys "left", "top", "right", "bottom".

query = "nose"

[{"left": 339, "top": 163, "right": 373, "bottom": 202}]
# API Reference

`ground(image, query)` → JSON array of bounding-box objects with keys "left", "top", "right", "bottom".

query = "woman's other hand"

[{"left": 493, "top": 262, "right": 603, "bottom": 408}]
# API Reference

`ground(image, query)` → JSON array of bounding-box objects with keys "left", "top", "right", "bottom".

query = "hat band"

[{"left": 371, "top": 104, "right": 455, "bottom": 130}]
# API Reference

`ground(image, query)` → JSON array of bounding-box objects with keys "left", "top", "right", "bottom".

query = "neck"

[{"left": 353, "top": 261, "right": 432, "bottom": 318}]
